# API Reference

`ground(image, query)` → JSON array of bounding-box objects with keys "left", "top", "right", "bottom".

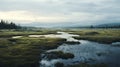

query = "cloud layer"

[{"left": 0, "top": 0, "right": 120, "bottom": 25}]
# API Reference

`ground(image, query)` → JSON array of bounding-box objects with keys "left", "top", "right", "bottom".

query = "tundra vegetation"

[
  {"left": 0, "top": 30, "right": 66, "bottom": 67},
  {"left": 0, "top": 28, "right": 120, "bottom": 67},
  {"left": 44, "top": 51, "right": 74, "bottom": 60},
  {"left": 64, "top": 29, "right": 120, "bottom": 44}
]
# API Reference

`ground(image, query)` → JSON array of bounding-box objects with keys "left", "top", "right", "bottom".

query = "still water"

[
  {"left": 12, "top": 32, "right": 120, "bottom": 67},
  {"left": 39, "top": 32, "right": 120, "bottom": 67}
]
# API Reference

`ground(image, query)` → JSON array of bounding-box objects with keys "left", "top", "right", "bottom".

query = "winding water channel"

[
  {"left": 12, "top": 32, "right": 120, "bottom": 67},
  {"left": 39, "top": 32, "right": 120, "bottom": 67}
]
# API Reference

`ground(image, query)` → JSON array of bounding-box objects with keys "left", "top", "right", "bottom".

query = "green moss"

[
  {"left": 67, "top": 29, "right": 120, "bottom": 44},
  {"left": 0, "top": 29, "right": 58, "bottom": 38},
  {"left": 0, "top": 36, "right": 66, "bottom": 67},
  {"left": 0, "top": 29, "right": 119, "bottom": 67},
  {"left": 74, "top": 36, "right": 120, "bottom": 44}
]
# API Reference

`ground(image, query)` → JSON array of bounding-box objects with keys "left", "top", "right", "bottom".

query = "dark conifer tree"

[{"left": 0, "top": 20, "right": 21, "bottom": 29}]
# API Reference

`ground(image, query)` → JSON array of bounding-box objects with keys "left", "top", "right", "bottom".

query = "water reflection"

[
  {"left": 40, "top": 32, "right": 120, "bottom": 67},
  {"left": 12, "top": 32, "right": 120, "bottom": 67}
]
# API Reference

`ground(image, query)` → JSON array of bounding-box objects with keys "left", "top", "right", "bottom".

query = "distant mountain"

[
  {"left": 22, "top": 22, "right": 120, "bottom": 28},
  {"left": 94, "top": 22, "right": 120, "bottom": 28},
  {"left": 22, "top": 22, "right": 85, "bottom": 28}
]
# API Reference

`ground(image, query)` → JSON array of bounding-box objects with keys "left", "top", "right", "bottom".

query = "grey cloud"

[{"left": 0, "top": 0, "right": 120, "bottom": 25}]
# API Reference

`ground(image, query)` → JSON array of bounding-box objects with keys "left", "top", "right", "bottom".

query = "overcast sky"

[{"left": 0, "top": 0, "right": 120, "bottom": 25}]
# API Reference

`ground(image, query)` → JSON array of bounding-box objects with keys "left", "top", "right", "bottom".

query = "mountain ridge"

[{"left": 22, "top": 22, "right": 120, "bottom": 28}]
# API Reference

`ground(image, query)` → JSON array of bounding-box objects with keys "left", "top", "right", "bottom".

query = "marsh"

[{"left": 1, "top": 30, "right": 119, "bottom": 67}]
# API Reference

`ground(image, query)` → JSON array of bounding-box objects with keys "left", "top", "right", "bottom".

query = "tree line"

[
  {"left": 0, "top": 20, "right": 21, "bottom": 29},
  {"left": 77, "top": 25, "right": 120, "bottom": 29},
  {"left": 90, "top": 25, "right": 120, "bottom": 28}
]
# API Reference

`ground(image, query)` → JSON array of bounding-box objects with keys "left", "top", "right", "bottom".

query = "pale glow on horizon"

[
  {"left": 0, "top": 10, "right": 103, "bottom": 24},
  {"left": 0, "top": 11, "right": 69, "bottom": 24},
  {"left": 0, "top": 11, "right": 35, "bottom": 23}
]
